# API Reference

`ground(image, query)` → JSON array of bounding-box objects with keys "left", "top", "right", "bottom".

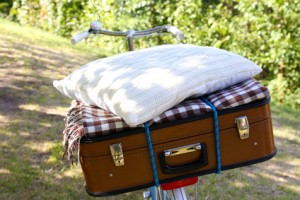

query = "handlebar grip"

[
  {"left": 168, "top": 26, "right": 185, "bottom": 41},
  {"left": 71, "top": 31, "right": 89, "bottom": 44}
]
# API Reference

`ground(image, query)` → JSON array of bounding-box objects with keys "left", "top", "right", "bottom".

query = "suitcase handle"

[{"left": 158, "top": 143, "right": 208, "bottom": 174}]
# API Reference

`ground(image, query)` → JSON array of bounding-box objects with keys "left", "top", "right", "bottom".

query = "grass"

[{"left": 0, "top": 18, "right": 299, "bottom": 199}]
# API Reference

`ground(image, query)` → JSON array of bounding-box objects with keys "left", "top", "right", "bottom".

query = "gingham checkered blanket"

[{"left": 63, "top": 78, "right": 269, "bottom": 163}]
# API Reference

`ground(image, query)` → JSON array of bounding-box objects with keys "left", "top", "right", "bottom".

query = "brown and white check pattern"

[
  {"left": 152, "top": 99, "right": 211, "bottom": 124},
  {"left": 63, "top": 78, "right": 269, "bottom": 163},
  {"left": 205, "top": 78, "right": 270, "bottom": 109}
]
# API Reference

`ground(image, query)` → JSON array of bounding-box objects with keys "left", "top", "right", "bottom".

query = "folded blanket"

[{"left": 63, "top": 78, "right": 269, "bottom": 163}]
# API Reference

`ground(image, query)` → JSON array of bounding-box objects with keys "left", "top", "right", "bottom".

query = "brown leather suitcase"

[{"left": 79, "top": 97, "right": 276, "bottom": 196}]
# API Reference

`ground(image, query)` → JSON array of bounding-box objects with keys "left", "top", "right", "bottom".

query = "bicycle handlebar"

[
  {"left": 71, "top": 31, "right": 90, "bottom": 44},
  {"left": 71, "top": 21, "right": 184, "bottom": 47},
  {"left": 90, "top": 25, "right": 184, "bottom": 39}
]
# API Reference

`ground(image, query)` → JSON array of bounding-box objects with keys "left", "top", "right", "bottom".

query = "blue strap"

[
  {"left": 144, "top": 122, "right": 160, "bottom": 187},
  {"left": 150, "top": 186, "right": 156, "bottom": 200},
  {"left": 201, "top": 97, "right": 222, "bottom": 174}
]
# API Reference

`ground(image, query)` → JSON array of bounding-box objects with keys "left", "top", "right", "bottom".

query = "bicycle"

[{"left": 71, "top": 21, "right": 199, "bottom": 200}]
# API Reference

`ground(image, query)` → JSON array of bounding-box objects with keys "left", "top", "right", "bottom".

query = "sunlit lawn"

[{"left": 0, "top": 18, "right": 299, "bottom": 199}]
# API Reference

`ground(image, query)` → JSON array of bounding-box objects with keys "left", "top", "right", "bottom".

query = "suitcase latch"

[
  {"left": 235, "top": 116, "right": 249, "bottom": 139},
  {"left": 110, "top": 143, "right": 125, "bottom": 166}
]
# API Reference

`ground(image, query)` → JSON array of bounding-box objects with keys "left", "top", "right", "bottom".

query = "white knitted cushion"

[{"left": 53, "top": 44, "right": 262, "bottom": 126}]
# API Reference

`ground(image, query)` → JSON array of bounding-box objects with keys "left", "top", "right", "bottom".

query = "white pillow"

[{"left": 53, "top": 44, "right": 262, "bottom": 126}]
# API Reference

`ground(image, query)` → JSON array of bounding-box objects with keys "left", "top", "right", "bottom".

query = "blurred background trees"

[{"left": 1, "top": 0, "right": 299, "bottom": 108}]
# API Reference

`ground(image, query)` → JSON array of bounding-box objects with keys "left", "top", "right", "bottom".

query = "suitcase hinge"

[
  {"left": 110, "top": 143, "right": 125, "bottom": 166},
  {"left": 235, "top": 116, "right": 249, "bottom": 139}
]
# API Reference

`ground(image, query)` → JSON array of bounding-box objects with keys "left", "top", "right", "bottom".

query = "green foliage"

[
  {"left": 7, "top": 0, "right": 300, "bottom": 108},
  {"left": 0, "top": 0, "right": 13, "bottom": 17}
]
